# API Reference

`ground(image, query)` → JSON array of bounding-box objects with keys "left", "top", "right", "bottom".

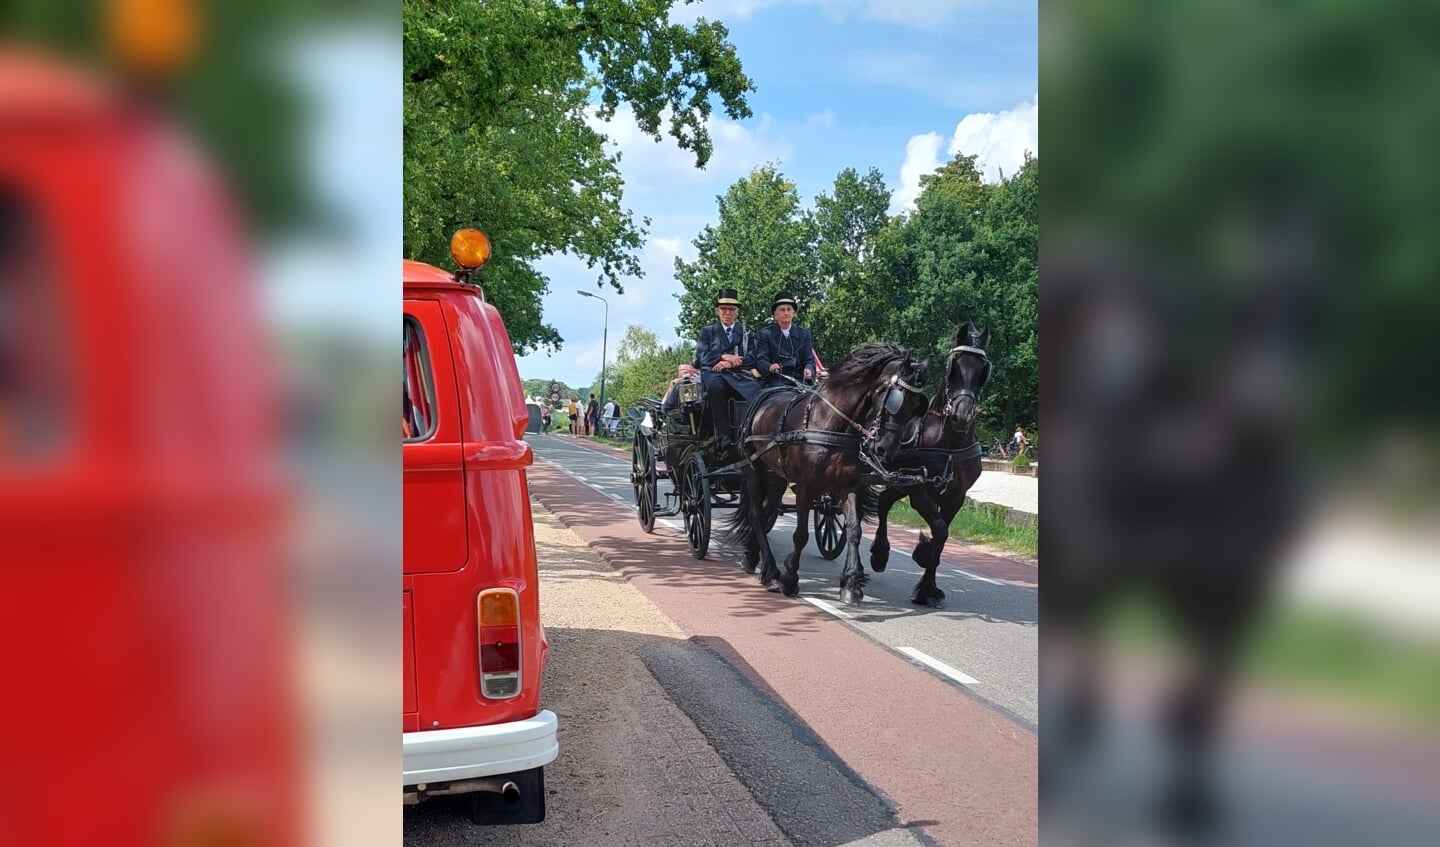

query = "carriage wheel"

[
  {"left": 813, "top": 496, "right": 846, "bottom": 561},
  {"left": 682, "top": 453, "right": 712, "bottom": 559},
  {"left": 631, "top": 431, "right": 657, "bottom": 533}
]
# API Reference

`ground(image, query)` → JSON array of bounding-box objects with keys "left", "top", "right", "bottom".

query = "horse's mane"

[{"left": 827, "top": 341, "right": 913, "bottom": 385}]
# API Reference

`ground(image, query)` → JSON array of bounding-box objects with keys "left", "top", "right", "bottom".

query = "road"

[
  {"left": 529, "top": 432, "right": 1040, "bottom": 727},
  {"left": 402, "top": 433, "right": 1440, "bottom": 846},
  {"left": 403, "top": 432, "right": 1041, "bottom": 846}
]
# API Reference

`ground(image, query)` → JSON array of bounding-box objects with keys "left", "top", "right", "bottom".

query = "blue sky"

[{"left": 516, "top": 0, "right": 1037, "bottom": 389}]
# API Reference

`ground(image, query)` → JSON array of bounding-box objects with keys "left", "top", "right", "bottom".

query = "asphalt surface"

[
  {"left": 522, "top": 433, "right": 1039, "bottom": 847},
  {"left": 528, "top": 432, "right": 1040, "bottom": 727}
]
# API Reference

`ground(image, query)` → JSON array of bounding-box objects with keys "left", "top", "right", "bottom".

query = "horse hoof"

[
  {"left": 1160, "top": 782, "right": 1220, "bottom": 836},
  {"left": 909, "top": 587, "right": 945, "bottom": 607},
  {"left": 869, "top": 546, "right": 889, "bottom": 572},
  {"left": 765, "top": 579, "right": 785, "bottom": 593},
  {"left": 743, "top": 561, "right": 757, "bottom": 574},
  {"left": 839, "top": 588, "right": 862, "bottom": 606}
]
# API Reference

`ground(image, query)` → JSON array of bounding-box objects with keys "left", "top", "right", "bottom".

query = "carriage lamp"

[{"left": 450, "top": 228, "right": 493, "bottom": 271}]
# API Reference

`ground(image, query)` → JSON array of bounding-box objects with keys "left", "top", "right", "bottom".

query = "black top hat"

[
  {"left": 771, "top": 290, "right": 798, "bottom": 312},
  {"left": 715, "top": 287, "right": 741, "bottom": 308}
]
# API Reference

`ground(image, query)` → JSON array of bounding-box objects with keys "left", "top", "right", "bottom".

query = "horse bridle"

[
  {"left": 868, "top": 371, "right": 930, "bottom": 445},
  {"left": 942, "top": 344, "right": 990, "bottom": 417}
]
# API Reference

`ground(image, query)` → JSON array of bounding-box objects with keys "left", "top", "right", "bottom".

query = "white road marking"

[
  {"left": 952, "top": 568, "right": 1003, "bottom": 585},
  {"left": 802, "top": 596, "right": 854, "bottom": 619},
  {"left": 897, "top": 647, "right": 980, "bottom": 685},
  {"left": 537, "top": 458, "right": 631, "bottom": 508}
]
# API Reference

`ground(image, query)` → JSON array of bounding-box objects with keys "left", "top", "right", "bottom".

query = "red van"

[
  {"left": 403, "top": 230, "right": 556, "bottom": 823},
  {"left": 0, "top": 51, "right": 295, "bottom": 846}
]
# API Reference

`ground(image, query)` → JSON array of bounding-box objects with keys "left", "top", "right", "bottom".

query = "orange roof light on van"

[
  {"left": 450, "top": 228, "right": 492, "bottom": 271},
  {"left": 106, "top": 0, "right": 199, "bottom": 78}
]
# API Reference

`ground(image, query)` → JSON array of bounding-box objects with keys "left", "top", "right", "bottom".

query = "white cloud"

[
  {"left": 677, "top": 0, "right": 975, "bottom": 29},
  {"left": 947, "top": 94, "right": 1037, "bottom": 182},
  {"left": 850, "top": 50, "right": 1034, "bottom": 111},
  {"left": 860, "top": 0, "right": 974, "bottom": 29},
  {"left": 889, "top": 95, "right": 1037, "bottom": 213},
  {"left": 889, "top": 132, "right": 945, "bottom": 214},
  {"left": 805, "top": 109, "right": 836, "bottom": 128},
  {"left": 672, "top": 0, "right": 781, "bottom": 23},
  {"left": 587, "top": 104, "right": 792, "bottom": 192}
]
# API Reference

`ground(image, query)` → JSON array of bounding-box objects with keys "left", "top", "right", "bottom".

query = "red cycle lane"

[{"left": 528, "top": 462, "right": 1037, "bottom": 847}]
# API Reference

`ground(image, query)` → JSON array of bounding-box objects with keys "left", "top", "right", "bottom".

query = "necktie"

[{"left": 725, "top": 327, "right": 733, "bottom": 344}]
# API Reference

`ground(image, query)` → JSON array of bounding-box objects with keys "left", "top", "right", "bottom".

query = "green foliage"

[
  {"left": 807, "top": 167, "right": 895, "bottom": 363},
  {"left": 0, "top": 0, "right": 372, "bottom": 239},
  {"left": 521, "top": 378, "right": 577, "bottom": 403},
  {"left": 404, "top": 0, "right": 754, "bottom": 354},
  {"left": 674, "top": 164, "right": 815, "bottom": 337},
  {"left": 675, "top": 156, "right": 1039, "bottom": 434},
  {"left": 887, "top": 498, "right": 1038, "bottom": 559},
  {"left": 1046, "top": 1, "right": 1440, "bottom": 438},
  {"left": 591, "top": 326, "right": 693, "bottom": 411},
  {"left": 1012, "top": 452, "right": 1032, "bottom": 469}
]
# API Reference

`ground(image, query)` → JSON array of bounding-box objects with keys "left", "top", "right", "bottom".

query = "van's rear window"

[
  {"left": 403, "top": 317, "right": 437, "bottom": 441},
  {"left": 0, "top": 186, "right": 71, "bottom": 465}
]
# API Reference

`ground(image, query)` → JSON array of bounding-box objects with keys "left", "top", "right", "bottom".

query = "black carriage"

[{"left": 629, "top": 378, "right": 847, "bottom": 560}]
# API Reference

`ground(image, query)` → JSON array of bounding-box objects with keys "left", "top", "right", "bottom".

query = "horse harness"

[
  {"left": 868, "top": 342, "right": 990, "bottom": 491},
  {"left": 726, "top": 372, "right": 929, "bottom": 479}
]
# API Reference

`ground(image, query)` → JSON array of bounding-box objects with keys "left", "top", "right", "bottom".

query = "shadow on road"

[{"left": 403, "top": 626, "right": 920, "bottom": 847}]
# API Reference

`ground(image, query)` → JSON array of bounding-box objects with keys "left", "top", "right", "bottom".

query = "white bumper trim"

[{"left": 403, "top": 710, "right": 558, "bottom": 785}]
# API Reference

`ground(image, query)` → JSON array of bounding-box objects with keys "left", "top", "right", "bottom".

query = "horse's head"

[
  {"left": 943, "top": 322, "right": 991, "bottom": 432},
  {"left": 864, "top": 353, "right": 932, "bottom": 462},
  {"left": 822, "top": 342, "right": 931, "bottom": 460}
]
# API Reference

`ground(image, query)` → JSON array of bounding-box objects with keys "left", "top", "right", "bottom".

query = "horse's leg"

[
  {"left": 1158, "top": 578, "right": 1259, "bottom": 835},
  {"left": 730, "top": 466, "right": 761, "bottom": 575},
  {"left": 783, "top": 481, "right": 810, "bottom": 591},
  {"left": 740, "top": 469, "right": 760, "bottom": 575},
  {"left": 869, "top": 488, "right": 904, "bottom": 572},
  {"left": 751, "top": 469, "right": 784, "bottom": 592},
  {"left": 908, "top": 491, "right": 949, "bottom": 607},
  {"left": 838, "top": 488, "right": 868, "bottom": 605}
]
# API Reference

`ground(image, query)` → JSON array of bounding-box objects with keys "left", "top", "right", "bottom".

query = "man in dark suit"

[
  {"left": 695, "top": 287, "right": 760, "bottom": 450},
  {"left": 756, "top": 290, "right": 815, "bottom": 386}
]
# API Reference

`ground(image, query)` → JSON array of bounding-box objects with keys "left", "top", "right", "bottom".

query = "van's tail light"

[{"left": 477, "top": 588, "right": 522, "bottom": 699}]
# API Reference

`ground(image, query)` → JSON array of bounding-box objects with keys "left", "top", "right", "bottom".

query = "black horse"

[
  {"left": 865, "top": 323, "right": 993, "bottom": 606},
  {"left": 1041, "top": 244, "right": 1312, "bottom": 834},
  {"left": 722, "top": 342, "right": 931, "bottom": 602}
]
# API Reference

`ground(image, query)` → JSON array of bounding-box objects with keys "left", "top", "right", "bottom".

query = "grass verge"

[
  {"left": 1104, "top": 594, "right": 1440, "bottom": 730},
  {"left": 882, "top": 497, "right": 1038, "bottom": 559}
]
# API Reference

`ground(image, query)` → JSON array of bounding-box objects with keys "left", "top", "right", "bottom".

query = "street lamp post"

[{"left": 576, "top": 289, "right": 609, "bottom": 424}]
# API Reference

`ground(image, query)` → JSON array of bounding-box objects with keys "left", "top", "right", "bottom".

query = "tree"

[
  {"left": 1, "top": 1, "right": 361, "bottom": 240},
  {"left": 521, "top": 378, "right": 577, "bottom": 403},
  {"left": 674, "top": 164, "right": 815, "bottom": 338},
  {"left": 591, "top": 336, "right": 694, "bottom": 411},
  {"left": 615, "top": 325, "right": 663, "bottom": 365},
  {"left": 806, "top": 166, "right": 895, "bottom": 363},
  {"left": 893, "top": 153, "right": 1037, "bottom": 437},
  {"left": 404, "top": 0, "right": 755, "bottom": 354}
]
